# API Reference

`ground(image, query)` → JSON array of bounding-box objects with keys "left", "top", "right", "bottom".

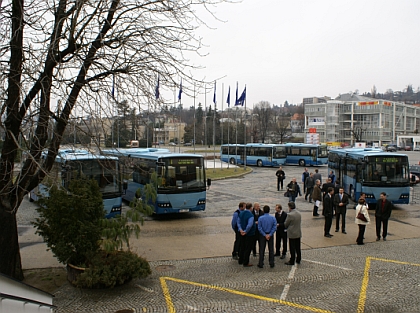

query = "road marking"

[
  {"left": 160, "top": 276, "right": 333, "bottom": 313},
  {"left": 303, "top": 259, "right": 352, "bottom": 271},
  {"left": 280, "top": 264, "right": 297, "bottom": 300},
  {"left": 357, "top": 257, "right": 420, "bottom": 313}
]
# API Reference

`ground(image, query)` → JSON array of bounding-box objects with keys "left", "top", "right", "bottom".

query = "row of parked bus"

[
  {"left": 220, "top": 143, "right": 410, "bottom": 206},
  {"left": 28, "top": 148, "right": 209, "bottom": 216},
  {"left": 28, "top": 143, "right": 411, "bottom": 214}
]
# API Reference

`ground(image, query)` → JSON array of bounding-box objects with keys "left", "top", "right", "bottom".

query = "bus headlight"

[
  {"left": 158, "top": 202, "right": 172, "bottom": 208},
  {"left": 111, "top": 207, "right": 121, "bottom": 213},
  {"left": 399, "top": 194, "right": 409, "bottom": 199},
  {"left": 197, "top": 199, "right": 206, "bottom": 205}
]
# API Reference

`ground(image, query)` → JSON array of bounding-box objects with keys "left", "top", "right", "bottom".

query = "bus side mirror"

[{"left": 207, "top": 178, "right": 211, "bottom": 189}]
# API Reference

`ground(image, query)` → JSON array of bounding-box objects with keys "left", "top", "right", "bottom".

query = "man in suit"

[
  {"left": 231, "top": 202, "right": 245, "bottom": 260},
  {"left": 284, "top": 202, "right": 302, "bottom": 265},
  {"left": 333, "top": 187, "right": 349, "bottom": 234},
  {"left": 276, "top": 166, "right": 286, "bottom": 191},
  {"left": 237, "top": 203, "right": 256, "bottom": 267},
  {"left": 252, "top": 202, "right": 264, "bottom": 256},
  {"left": 274, "top": 204, "right": 287, "bottom": 259},
  {"left": 257, "top": 205, "right": 277, "bottom": 268},
  {"left": 375, "top": 192, "right": 394, "bottom": 241},
  {"left": 323, "top": 187, "right": 335, "bottom": 238}
]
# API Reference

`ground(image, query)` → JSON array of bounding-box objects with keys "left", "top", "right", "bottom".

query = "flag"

[
  {"left": 178, "top": 79, "right": 182, "bottom": 102},
  {"left": 237, "top": 86, "right": 246, "bottom": 107},
  {"left": 213, "top": 81, "right": 216, "bottom": 105},
  {"left": 226, "top": 86, "right": 230, "bottom": 107},
  {"left": 235, "top": 82, "right": 239, "bottom": 106},
  {"left": 155, "top": 75, "right": 160, "bottom": 99},
  {"left": 111, "top": 75, "right": 115, "bottom": 98}
]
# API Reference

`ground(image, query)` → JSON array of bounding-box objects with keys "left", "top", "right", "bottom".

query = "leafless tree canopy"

[{"left": 0, "top": 0, "right": 229, "bottom": 279}]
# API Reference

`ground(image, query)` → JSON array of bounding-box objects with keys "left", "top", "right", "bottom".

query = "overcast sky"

[{"left": 182, "top": 0, "right": 420, "bottom": 109}]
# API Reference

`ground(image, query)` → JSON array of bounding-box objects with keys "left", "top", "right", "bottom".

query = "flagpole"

[
  {"left": 193, "top": 82, "right": 196, "bottom": 154},
  {"left": 227, "top": 85, "right": 230, "bottom": 169},
  {"left": 244, "top": 84, "right": 247, "bottom": 171},
  {"left": 221, "top": 83, "right": 224, "bottom": 170},
  {"left": 213, "top": 81, "right": 216, "bottom": 172},
  {"left": 234, "top": 82, "right": 238, "bottom": 172},
  {"left": 204, "top": 85, "right": 207, "bottom": 149}
]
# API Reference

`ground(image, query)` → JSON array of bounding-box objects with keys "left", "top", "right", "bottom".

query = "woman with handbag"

[{"left": 355, "top": 198, "right": 370, "bottom": 245}]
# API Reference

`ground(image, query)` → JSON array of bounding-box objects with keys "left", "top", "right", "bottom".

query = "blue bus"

[
  {"left": 328, "top": 148, "right": 410, "bottom": 205},
  {"left": 284, "top": 143, "right": 328, "bottom": 166},
  {"left": 29, "top": 149, "right": 122, "bottom": 218},
  {"left": 220, "top": 144, "right": 287, "bottom": 167},
  {"left": 103, "top": 150, "right": 208, "bottom": 214}
]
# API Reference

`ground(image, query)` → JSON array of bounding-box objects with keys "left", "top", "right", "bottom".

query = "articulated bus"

[
  {"left": 29, "top": 149, "right": 122, "bottom": 218},
  {"left": 283, "top": 143, "right": 328, "bottom": 166},
  {"left": 220, "top": 144, "right": 287, "bottom": 167},
  {"left": 328, "top": 148, "right": 410, "bottom": 205},
  {"left": 102, "top": 149, "right": 208, "bottom": 214}
]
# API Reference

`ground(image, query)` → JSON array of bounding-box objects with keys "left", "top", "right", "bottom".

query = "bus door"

[{"left": 311, "top": 148, "right": 317, "bottom": 164}]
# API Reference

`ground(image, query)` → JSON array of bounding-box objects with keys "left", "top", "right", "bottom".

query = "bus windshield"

[
  {"left": 364, "top": 155, "right": 409, "bottom": 184},
  {"left": 159, "top": 157, "right": 205, "bottom": 192},
  {"left": 63, "top": 159, "right": 121, "bottom": 195}
]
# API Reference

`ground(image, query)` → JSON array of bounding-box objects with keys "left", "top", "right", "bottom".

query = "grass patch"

[
  {"left": 185, "top": 149, "right": 220, "bottom": 153},
  {"left": 206, "top": 167, "right": 252, "bottom": 180}
]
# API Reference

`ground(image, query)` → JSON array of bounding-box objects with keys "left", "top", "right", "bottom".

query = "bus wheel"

[
  {"left": 257, "top": 159, "right": 263, "bottom": 167},
  {"left": 230, "top": 158, "right": 236, "bottom": 165},
  {"left": 299, "top": 159, "right": 306, "bottom": 167}
]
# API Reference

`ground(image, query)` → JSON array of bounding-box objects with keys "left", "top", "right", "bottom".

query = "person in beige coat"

[{"left": 355, "top": 198, "right": 370, "bottom": 245}]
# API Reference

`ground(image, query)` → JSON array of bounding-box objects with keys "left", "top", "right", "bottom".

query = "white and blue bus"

[
  {"left": 220, "top": 144, "right": 287, "bottom": 167},
  {"left": 328, "top": 148, "right": 410, "bottom": 205},
  {"left": 103, "top": 150, "right": 208, "bottom": 214},
  {"left": 284, "top": 143, "right": 328, "bottom": 166},
  {"left": 29, "top": 149, "right": 122, "bottom": 218}
]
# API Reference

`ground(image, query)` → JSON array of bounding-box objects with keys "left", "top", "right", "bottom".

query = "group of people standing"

[
  {"left": 276, "top": 166, "right": 395, "bottom": 246},
  {"left": 231, "top": 201, "right": 302, "bottom": 268}
]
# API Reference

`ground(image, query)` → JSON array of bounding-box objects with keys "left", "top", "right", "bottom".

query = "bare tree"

[
  {"left": 253, "top": 101, "right": 273, "bottom": 143},
  {"left": 0, "top": 0, "right": 227, "bottom": 280},
  {"left": 273, "top": 115, "right": 291, "bottom": 143},
  {"left": 351, "top": 127, "right": 367, "bottom": 142}
]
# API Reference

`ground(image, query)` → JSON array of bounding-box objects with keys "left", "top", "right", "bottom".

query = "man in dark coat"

[
  {"left": 322, "top": 187, "right": 335, "bottom": 238},
  {"left": 276, "top": 166, "right": 286, "bottom": 191},
  {"left": 375, "top": 192, "right": 394, "bottom": 241},
  {"left": 252, "top": 202, "right": 264, "bottom": 256},
  {"left": 237, "top": 203, "right": 256, "bottom": 267},
  {"left": 333, "top": 187, "right": 349, "bottom": 234},
  {"left": 274, "top": 204, "right": 287, "bottom": 259}
]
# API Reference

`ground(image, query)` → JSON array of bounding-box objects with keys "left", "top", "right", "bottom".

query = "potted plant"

[{"left": 33, "top": 176, "right": 153, "bottom": 288}]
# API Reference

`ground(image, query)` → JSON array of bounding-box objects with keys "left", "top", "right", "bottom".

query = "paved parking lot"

[{"left": 18, "top": 163, "right": 420, "bottom": 312}]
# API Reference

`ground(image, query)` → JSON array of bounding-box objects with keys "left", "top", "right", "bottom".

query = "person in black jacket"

[
  {"left": 375, "top": 192, "right": 394, "bottom": 241},
  {"left": 276, "top": 166, "right": 286, "bottom": 191},
  {"left": 323, "top": 187, "right": 335, "bottom": 238},
  {"left": 274, "top": 204, "right": 287, "bottom": 259},
  {"left": 252, "top": 202, "right": 264, "bottom": 256}
]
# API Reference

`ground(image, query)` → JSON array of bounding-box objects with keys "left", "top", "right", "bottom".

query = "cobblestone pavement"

[
  {"left": 53, "top": 238, "right": 420, "bottom": 313},
  {"left": 16, "top": 164, "right": 420, "bottom": 313}
]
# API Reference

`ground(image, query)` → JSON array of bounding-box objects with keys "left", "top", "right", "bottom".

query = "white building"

[{"left": 304, "top": 93, "right": 420, "bottom": 146}]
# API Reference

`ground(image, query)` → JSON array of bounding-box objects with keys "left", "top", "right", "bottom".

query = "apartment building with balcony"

[{"left": 304, "top": 93, "right": 420, "bottom": 146}]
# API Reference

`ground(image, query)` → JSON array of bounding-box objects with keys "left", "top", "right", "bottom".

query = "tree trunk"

[{"left": 0, "top": 208, "right": 23, "bottom": 280}]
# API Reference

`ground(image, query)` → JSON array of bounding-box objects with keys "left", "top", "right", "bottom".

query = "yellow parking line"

[
  {"left": 160, "top": 277, "right": 176, "bottom": 313},
  {"left": 357, "top": 257, "right": 420, "bottom": 313},
  {"left": 160, "top": 276, "right": 333, "bottom": 313}
]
